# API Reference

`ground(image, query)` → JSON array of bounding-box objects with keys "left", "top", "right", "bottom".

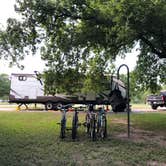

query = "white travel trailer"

[
  {"left": 9, "top": 73, "right": 127, "bottom": 111},
  {"left": 10, "top": 73, "right": 44, "bottom": 100},
  {"left": 9, "top": 73, "right": 69, "bottom": 110}
]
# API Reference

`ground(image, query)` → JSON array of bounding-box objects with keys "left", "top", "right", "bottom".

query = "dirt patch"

[
  {"left": 72, "top": 153, "right": 84, "bottom": 164},
  {"left": 85, "top": 159, "right": 106, "bottom": 166},
  {"left": 114, "top": 128, "right": 166, "bottom": 147},
  {"left": 147, "top": 161, "right": 166, "bottom": 166}
]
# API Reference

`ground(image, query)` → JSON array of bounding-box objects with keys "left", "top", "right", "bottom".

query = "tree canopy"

[{"left": 0, "top": 0, "right": 166, "bottom": 94}]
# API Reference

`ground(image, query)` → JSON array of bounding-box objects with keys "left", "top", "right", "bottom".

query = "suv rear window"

[{"left": 160, "top": 91, "right": 166, "bottom": 96}]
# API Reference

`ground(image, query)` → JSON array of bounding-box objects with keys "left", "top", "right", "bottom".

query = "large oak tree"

[{"left": 0, "top": 0, "right": 166, "bottom": 93}]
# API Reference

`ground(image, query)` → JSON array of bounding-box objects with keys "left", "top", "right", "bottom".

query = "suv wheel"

[{"left": 152, "top": 105, "right": 158, "bottom": 110}]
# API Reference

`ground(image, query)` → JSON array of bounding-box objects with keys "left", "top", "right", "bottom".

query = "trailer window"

[{"left": 18, "top": 76, "right": 27, "bottom": 81}]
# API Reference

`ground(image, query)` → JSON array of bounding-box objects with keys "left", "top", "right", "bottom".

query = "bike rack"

[
  {"left": 117, "top": 64, "right": 130, "bottom": 138},
  {"left": 58, "top": 105, "right": 108, "bottom": 141},
  {"left": 57, "top": 65, "right": 131, "bottom": 139}
]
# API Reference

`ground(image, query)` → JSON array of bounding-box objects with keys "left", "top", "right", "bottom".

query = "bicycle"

[
  {"left": 85, "top": 105, "right": 97, "bottom": 141},
  {"left": 59, "top": 104, "right": 71, "bottom": 139},
  {"left": 85, "top": 105, "right": 107, "bottom": 141},
  {"left": 97, "top": 107, "right": 107, "bottom": 139}
]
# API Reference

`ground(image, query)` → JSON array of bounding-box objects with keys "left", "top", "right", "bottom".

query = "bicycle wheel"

[
  {"left": 103, "top": 116, "right": 107, "bottom": 138},
  {"left": 72, "top": 112, "right": 78, "bottom": 140},
  {"left": 87, "top": 122, "right": 90, "bottom": 134},
  {"left": 85, "top": 113, "right": 90, "bottom": 134},
  {"left": 60, "top": 119, "right": 66, "bottom": 139},
  {"left": 97, "top": 118, "right": 100, "bottom": 133},
  {"left": 90, "top": 115, "right": 96, "bottom": 141},
  {"left": 98, "top": 115, "right": 107, "bottom": 139}
]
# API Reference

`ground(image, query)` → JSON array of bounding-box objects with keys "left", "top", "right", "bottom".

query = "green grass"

[
  {"left": 0, "top": 111, "right": 166, "bottom": 166},
  {"left": 131, "top": 113, "right": 166, "bottom": 133},
  {"left": 131, "top": 103, "right": 151, "bottom": 109}
]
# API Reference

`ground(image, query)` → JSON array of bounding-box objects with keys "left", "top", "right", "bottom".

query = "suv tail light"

[{"left": 162, "top": 95, "right": 165, "bottom": 101}]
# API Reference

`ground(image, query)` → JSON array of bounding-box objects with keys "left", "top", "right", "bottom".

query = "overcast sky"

[
  {"left": 0, "top": 0, "right": 138, "bottom": 75},
  {"left": 0, "top": 0, "right": 46, "bottom": 75}
]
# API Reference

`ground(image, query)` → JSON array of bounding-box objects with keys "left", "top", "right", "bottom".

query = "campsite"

[
  {"left": 0, "top": 103, "right": 166, "bottom": 165},
  {"left": 0, "top": 0, "right": 166, "bottom": 165}
]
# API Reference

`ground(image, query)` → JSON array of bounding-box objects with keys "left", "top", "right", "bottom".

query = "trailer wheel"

[
  {"left": 45, "top": 102, "right": 54, "bottom": 110},
  {"left": 56, "top": 103, "right": 63, "bottom": 110},
  {"left": 152, "top": 105, "right": 158, "bottom": 110}
]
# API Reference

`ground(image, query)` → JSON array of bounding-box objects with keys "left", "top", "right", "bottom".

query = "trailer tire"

[
  {"left": 112, "top": 105, "right": 125, "bottom": 112},
  {"left": 45, "top": 102, "right": 54, "bottom": 110},
  {"left": 56, "top": 103, "right": 63, "bottom": 110},
  {"left": 152, "top": 105, "right": 158, "bottom": 110}
]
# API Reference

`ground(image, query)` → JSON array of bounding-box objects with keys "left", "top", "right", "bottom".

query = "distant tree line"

[
  {"left": 0, "top": 74, "right": 10, "bottom": 100},
  {"left": 0, "top": 71, "right": 165, "bottom": 103}
]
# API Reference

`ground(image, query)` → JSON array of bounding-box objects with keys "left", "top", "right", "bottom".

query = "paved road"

[
  {"left": 0, "top": 103, "right": 166, "bottom": 112},
  {"left": 133, "top": 107, "right": 166, "bottom": 112},
  {"left": 0, "top": 106, "right": 166, "bottom": 113},
  {"left": 0, "top": 107, "right": 16, "bottom": 111}
]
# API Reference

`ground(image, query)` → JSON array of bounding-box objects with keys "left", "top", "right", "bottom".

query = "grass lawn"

[
  {"left": 131, "top": 103, "right": 151, "bottom": 110},
  {"left": 0, "top": 111, "right": 166, "bottom": 166}
]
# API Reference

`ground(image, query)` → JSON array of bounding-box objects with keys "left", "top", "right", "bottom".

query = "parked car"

[{"left": 147, "top": 91, "right": 166, "bottom": 110}]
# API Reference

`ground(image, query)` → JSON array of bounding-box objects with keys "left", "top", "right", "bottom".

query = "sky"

[
  {"left": 0, "top": 0, "right": 138, "bottom": 75},
  {"left": 0, "top": 0, "right": 46, "bottom": 75}
]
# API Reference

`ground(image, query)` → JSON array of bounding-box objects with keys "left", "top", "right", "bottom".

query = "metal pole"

[{"left": 117, "top": 64, "right": 130, "bottom": 138}]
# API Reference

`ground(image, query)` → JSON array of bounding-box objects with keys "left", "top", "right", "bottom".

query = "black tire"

[
  {"left": 45, "top": 102, "right": 54, "bottom": 110},
  {"left": 60, "top": 119, "right": 66, "bottom": 139},
  {"left": 87, "top": 123, "right": 90, "bottom": 134},
  {"left": 97, "top": 120, "right": 100, "bottom": 133},
  {"left": 72, "top": 112, "right": 78, "bottom": 140},
  {"left": 98, "top": 115, "right": 107, "bottom": 139},
  {"left": 56, "top": 103, "right": 63, "bottom": 110},
  {"left": 103, "top": 116, "right": 107, "bottom": 138},
  {"left": 85, "top": 113, "right": 90, "bottom": 134},
  {"left": 90, "top": 116, "right": 96, "bottom": 141},
  {"left": 152, "top": 105, "right": 158, "bottom": 110}
]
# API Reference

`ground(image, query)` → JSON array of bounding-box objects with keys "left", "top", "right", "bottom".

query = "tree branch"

[
  {"left": 139, "top": 34, "right": 166, "bottom": 58},
  {"left": 55, "top": 7, "right": 114, "bottom": 27}
]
